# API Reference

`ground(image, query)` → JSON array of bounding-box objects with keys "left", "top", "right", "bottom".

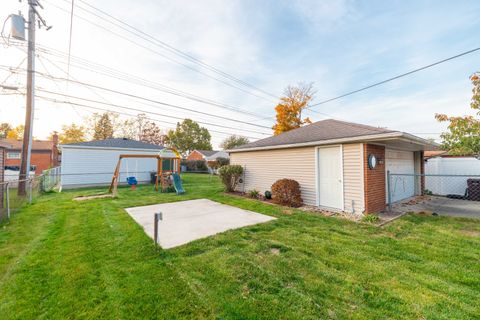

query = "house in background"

[
  {"left": 186, "top": 150, "right": 229, "bottom": 161},
  {"left": 1, "top": 134, "right": 59, "bottom": 176},
  {"left": 60, "top": 138, "right": 164, "bottom": 189},
  {"left": 229, "top": 119, "right": 437, "bottom": 215}
]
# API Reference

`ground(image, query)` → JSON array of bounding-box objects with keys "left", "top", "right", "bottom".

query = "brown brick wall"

[
  {"left": 363, "top": 144, "right": 386, "bottom": 213},
  {"left": 5, "top": 151, "right": 54, "bottom": 174},
  {"left": 186, "top": 151, "right": 205, "bottom": 161}
]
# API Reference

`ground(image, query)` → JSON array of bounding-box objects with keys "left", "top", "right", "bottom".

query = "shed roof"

[{"left": 62, "top": 138, "right": 164, "bottom": 150}]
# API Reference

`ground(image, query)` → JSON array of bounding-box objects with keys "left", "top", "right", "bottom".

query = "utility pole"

[
  {"left": 18, "top": 0, "right": 50, "bottom": 195},
  {"left": 18, "top": 0, "right": 36, "bottom": 195}
]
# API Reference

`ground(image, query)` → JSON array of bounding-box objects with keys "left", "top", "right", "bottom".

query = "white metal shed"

[{"left": 60, "top": 138, "right": 164, "bottom": 189}]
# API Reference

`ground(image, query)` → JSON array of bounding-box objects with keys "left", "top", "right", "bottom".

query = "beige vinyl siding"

[
  {"left": 230, "top": 147, "right": 317, "bottom": 205},
  {"left": 342, "top": 143, "right": 365, "bottom": 214}
]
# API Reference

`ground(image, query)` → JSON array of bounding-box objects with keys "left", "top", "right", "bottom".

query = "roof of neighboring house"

[
  {"left": 0, "top": 139, "right": 54, "bottom": 151},
  {"left": 230, "top": 119, "right": 435, "bottom": 152},
  {"left": 0, "top": 140, "right": 12, "bottom": 148},
  {"left": 424, "top": 150, "right": 448, "bottom": 158},
  {"left": 61, "top": 138, "right": 164, "bottom": 150},
  {"left": 194, "top": 150, "right": 220, "bottom": 157},
  {"left": 204, "top": 150, "right": 230, "bottom": 160}
]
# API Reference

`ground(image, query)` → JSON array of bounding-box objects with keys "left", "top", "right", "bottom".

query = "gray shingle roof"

[
  {"left": 62, "top": 138, "right": 164, "bottom": 150},
  {"left": 196, "top": 150, "right": 219, "bottom": 157},
  {"left": 233, "top": 119, "right": 396, "bottom": 150}
]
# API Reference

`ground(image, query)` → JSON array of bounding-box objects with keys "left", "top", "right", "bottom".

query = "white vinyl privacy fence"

[{"left": 425, "top": 157, "right": 480, "bottom": 195}]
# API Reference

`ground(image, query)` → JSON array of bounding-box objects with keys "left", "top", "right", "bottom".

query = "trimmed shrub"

[
  {"left": 271, "top": 179, "right": 303, "bottom": 207},
  {"left": 218, "top": 165, "right": 243, "bottom": 192},
  {"left": 264, "top": 191, "right": 272, "bottom": 200}
]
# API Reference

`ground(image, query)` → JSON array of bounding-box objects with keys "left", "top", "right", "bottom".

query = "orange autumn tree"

[{"left": 273, "top": 83, "right": 314, "bottom": 135}]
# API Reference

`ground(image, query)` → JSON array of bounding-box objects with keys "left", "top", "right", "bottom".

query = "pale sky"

[{"left": 0, "top": 0, "right": 479, "bottom": 148}]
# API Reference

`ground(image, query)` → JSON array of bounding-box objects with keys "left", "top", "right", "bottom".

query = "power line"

[
  {"left": 36, "top": 88, "right": 269, "bottom": 135},
  {"left": 44, "top": 0, "right": 278, "bottom": 103},
  {"left": 31, "top": 43, "right": 271, "bottom": 120},
  {"left": 308, "top": 47, "right": 480, "bottom": 109},
  {"left": 67, "top": 0, "right": 75, "bottom": 77},
  {"left": 33, "top": 70, "right": 272, "bottom": 131},
  {"left": 36, "top": 95, "right": 261, "bottom": 139},
  {"left": 74, "top": 0, "right": 279, "bottom": 99}
]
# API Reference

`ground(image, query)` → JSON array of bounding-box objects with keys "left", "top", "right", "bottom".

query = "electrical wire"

[
  {"left": 32, "top": 70, "right": 272, "bottom": 130},
  {"left": 308, "top": 47, "right": 480, "bottom": 109},
  {"left": 67, "top": 0, "right": 75, "bottom": 78},
  {"left": 44, "top": 0, "right": 278, "bottom": 103},
  {"left": 74, "top": 0, "right": 279, "bottom": 99},
  {"left": 36, "top": 95, "right": 262, "bottom": 139},
  {"left": 10, "top": 39, "right": 274, "bottom": 121},
  {"left": 36, "top": 88, "right": 270, "bottom": 135}
]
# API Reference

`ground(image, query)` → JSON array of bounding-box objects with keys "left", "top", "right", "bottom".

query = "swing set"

[{"left": 108, "top": 147, "right": 183, "bottom": 197}]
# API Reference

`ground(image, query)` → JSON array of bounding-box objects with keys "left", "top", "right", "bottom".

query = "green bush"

[
  {"left": 218, "top": 165, "right": 244, "bottom": 192},
  {"left": 248, "top": 189, "right": 260, "bottom": 199},
  {"left": 271, "top": 179, "right": 303, "bottom": 207},
  {"left": 264, "top": 190, "right": 272, "bottom": 199}
]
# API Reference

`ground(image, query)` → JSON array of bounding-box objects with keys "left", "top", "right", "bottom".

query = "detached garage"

[
  {"left": 60, "top": 138, "right": 164, "bottom": 189},
  {"left": 229, "top": 120, "right": 436, "bottom": 214}
]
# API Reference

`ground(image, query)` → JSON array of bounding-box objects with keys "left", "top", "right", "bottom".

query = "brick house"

[
  {"left": 229, "top": 119, "right": 436, "bottom": 215},
  {"left": 1, "top": 134, "right": 60, "bottom": 175}
]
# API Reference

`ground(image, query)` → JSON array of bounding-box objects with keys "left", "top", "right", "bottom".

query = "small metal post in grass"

[{"left": 154, "top": 212, "right": 163, "bottom": 246}]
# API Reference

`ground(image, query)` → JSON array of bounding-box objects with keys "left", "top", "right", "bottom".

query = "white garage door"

[{"left": 386, "top": 149, "right": 415, "bottom": 203}]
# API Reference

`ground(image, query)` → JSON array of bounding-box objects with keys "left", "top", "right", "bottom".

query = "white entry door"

[{"left": 317, "top": 146, "right": 343, "bottom": 210}]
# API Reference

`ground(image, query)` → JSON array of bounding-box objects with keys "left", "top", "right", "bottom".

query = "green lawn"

[{"left": 0, "top": 174, "right": 479, "bottom": 319}]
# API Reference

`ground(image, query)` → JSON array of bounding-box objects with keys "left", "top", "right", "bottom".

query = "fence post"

[
  {"left": 6, "top": 182, "right": 10, "bottom": 219},
  {"left": 387, "top": 170, "right": 392, "bottom": 211},
  {"left": 28, "top": 178, "right": 33, "bottom": 204}
]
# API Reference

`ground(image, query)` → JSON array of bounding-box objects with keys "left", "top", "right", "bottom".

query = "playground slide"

[{"left": 172, "top": 173, "right": 185, "bottom": 195}]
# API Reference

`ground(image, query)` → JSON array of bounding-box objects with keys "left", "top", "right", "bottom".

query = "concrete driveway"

[
  {"left": 125, "top": 199, "right": 276, "bottom": 249},
  {"left": 391, "top": 196, "right": 480, "bottom": 219}
]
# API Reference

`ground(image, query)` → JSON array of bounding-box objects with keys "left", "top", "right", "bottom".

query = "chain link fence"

[
  {"left": 388, "top": 172, "right": 480, "bottom": 215},
  {"left": 0, "top": 175, "right": 44, "bottom": 221},
  {"left": 0, "top": 167, "right": 62, "bottom": 221}
]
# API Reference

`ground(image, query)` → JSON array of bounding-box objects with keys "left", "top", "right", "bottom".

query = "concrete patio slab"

[
  {"left": 125, "top": 199, "right": 276, "bottom": 249},
  {"left": 390, "top": 196, "right": 480, "bottom": 219}
]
